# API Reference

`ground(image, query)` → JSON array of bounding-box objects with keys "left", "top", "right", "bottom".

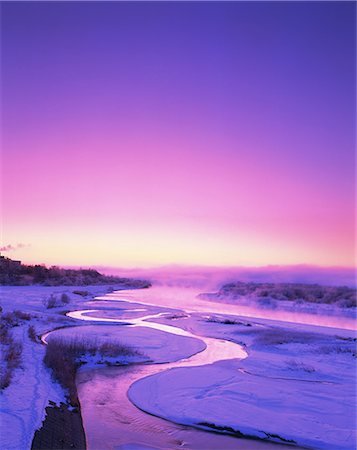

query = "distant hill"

[{"left": 0, "top": 256, "right": 151, "bottom": 288}]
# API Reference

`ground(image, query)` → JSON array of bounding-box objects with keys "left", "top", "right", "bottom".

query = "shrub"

[
  {"left": 318, "top": 345, "right": 356, "bottom": 357},
  {"left": 1, "top": 310, "right": 32, "bottom": 326},
  {"left": 13, "top": 310, "right": 31, "bottom": 320},
  {"left": 0, "top": 323, "right": 11, "bottom": 344},
  {"left": 1, "top": 256, "right": 152, "bottom": 287},
  {"left": 72, "top": 290, "right": 89, "bottom": 297},
  {"left": 44, "top": 337, "right": 139, "bottom": 406},
  {"left": 166, "top": 313, "right": 188, "bottom": 320},
  {"left": 0, "top": 369, "right": 12, "bottom": 390},
  {"left": 44, "top": 339, "right": 79, "bottom": 405},
  {"left": 1, "top": 311, "right": 19, "bottom": 327},
  {"left": 28, "top": 325, "right": 37, "bottom": 342},
  {"left": 98, "top": 341, "right": 137, "bottom": 357},
  {"left": 0, "top": 330, "right": 22, "bottom": 390},
  {"left": 286, "top": 359, "right": 315, "bottom": 373},
  {"left": 43, "top": 293, "right": 70, "bottom": 309},
  {"left": 253, "top": 329, "right": 317, "bottom": 346},
  {"left": 61, "top": 293, "right": 70, "bottom": 304},
  {"left": 5, "top": 342, "right": 23, "bottom": 369},
  {"left": 210, "top": 281, "right": 357, "bottom": 307},
  {"left": 206, "top": 316, "right": 251, "bottom": 326},
  {"left": 43, "top": 294, "right": 58, "bottom": 309}
]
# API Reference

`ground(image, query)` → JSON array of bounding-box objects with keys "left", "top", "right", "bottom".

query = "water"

[
  {"left": 68, "top": 288, "right": 295, "bottom": 449},
  {"left": 46, "top": 284, "right": 347, "bottom": 449},
  {"left": 98, "top": 285, "right": 356, "bottom": 330}
]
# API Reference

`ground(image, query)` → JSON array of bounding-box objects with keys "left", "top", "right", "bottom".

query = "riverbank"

[
  {"left": 129, "top": 307, "right": 356, "bottom": 450},
  {"left": 2, "top": 283, "right": 355, "bottom": 449},
  {"left": 74, "top": 287, "right": 356, "bottom": 450},
  {"left": 0, "top": 284, "right": 145, "bottom": 450}
]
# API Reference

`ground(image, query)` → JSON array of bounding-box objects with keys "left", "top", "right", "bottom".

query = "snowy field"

[
  {"left": 130, "top": 312, "right": 356, "bottom": 449},
  {"left": 0, "top": 284, "right": 356, "bottom": 450},
  {"left": 0, "top": 284, "right": 147, "bottom": 450}
]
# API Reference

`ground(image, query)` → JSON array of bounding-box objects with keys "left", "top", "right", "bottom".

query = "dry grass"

[
  {"left": 61, "top": 293, "right": 70, "bottom": 304},
  {"left": 0, "top": 324, "right": 22, "bottom": 389},
  {"left": 317, "top": 344, "right": 356, "bottom": 358},
  {"left": 205, "top": 315, "right": 252, "bottom": 326},
  {"left": 44, "top": 336, "right": 139, "bottom": 405},
  {"left": 43, "top": 293, "right": 71, "bottom": 309},
  {"left": 28, "top": 324, "right": 38, "bottom": 342},
  {"left": 252, "top": 329, "right": 317, "bottom": 346},
  {"left": 13, "top": 310, "right": 32, "bottom": 320},
  {"left": 72, "top": 290, "right": 90, "bottom": 297},
  {"left": 43, "top": 294, "right": 58, "bottom": 309},
  {"left": 0, "top": 311, "right": 25, "bottom": 389},
  {"left": 165, "top": 313, "right": 188, "bottom": 320},
  {"left": 217, "top": 282, "right": 356, "bottom": 307},
  {"left": 285, "top": 359, "right": 315, "bottom": 373}
]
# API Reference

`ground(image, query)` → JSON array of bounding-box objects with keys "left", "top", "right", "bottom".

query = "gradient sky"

[{"left": 1, "top": 1, "right": 356, "bottom": 268}]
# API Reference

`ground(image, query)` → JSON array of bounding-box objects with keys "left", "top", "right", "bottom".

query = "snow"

[
  {"left": 103, "top": 285, "right": 357, "bottom": 330},
  {"left": 128, "top": 311, "right": 356, "bottom": 450},
  {"left": 1, "top": 283, "right": 356, "bottom": 450},
  {"left": 0, "top": 326, "right": 65, "bottom": 450},
  {"left": 46, "top": 324, "right": 206, "bottom": 364},
  {"left": 0, "top": 284, "right": 140, "bottom": 450}
]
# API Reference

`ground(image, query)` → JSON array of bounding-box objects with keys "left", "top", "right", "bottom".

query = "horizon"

[
  {"left": 2, "top": 1, "right": 356, "bottom": 269},
  {"left": 1, "top": 253, "right": 356, "bottom": 272},
  {"left": 1, "top": 254, "right": 355, "bottom": 288}
]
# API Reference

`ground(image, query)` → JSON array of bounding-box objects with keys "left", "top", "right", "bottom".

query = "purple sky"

[{"left": 1, "top": 1, "right": 356, "bottom": 267}]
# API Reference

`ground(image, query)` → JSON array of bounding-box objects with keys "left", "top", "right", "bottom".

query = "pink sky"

[{"left": 1, "top": 2, "right": 356, "bottom": 268}]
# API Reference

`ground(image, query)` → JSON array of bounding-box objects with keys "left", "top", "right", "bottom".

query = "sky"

[{"left": 1, "top": 1, "right": 356, "bottom": 268}]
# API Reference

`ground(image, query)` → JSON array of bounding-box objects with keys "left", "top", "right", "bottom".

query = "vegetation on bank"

[
  {"left": 44, "top": 337, "right": 140, "bottom": 405},
  {"left": 203, "top": 281, "right": 356, "bottom": 307},
  {"left": 0, "top": 256, "right": 151, "bottom": 288},
  {"left": 197, "top": 421, "right": 297, "bottom": 444},
  {"left": 0, "top": 327, "right": 22, "bottom": 389},
  {"left": 0, "top": 310, "right": 32, "bottom": 389},
  {"left": 205, "top": 315, "right": 252, "bottom": 326},
  {"left": 43, "top": 293, "right": 71, "bottom": 309}
]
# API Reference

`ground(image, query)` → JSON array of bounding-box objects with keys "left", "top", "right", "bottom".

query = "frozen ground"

[
  {"left": 0, "top": 284, "right": 148, "bottom": 450},
  {"left": 45, "top": 324, "right": 206, "bottom": 365},
  {"left": 129, "top": 311, "right": 356, "bottom": 450},
  {"left": 1, "top": 284, "right": 356, "bottom": 450}
]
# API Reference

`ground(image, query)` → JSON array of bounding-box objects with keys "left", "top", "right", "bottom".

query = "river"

[{"left": 49, "top": 284, "right": 352, "bottom": 449}]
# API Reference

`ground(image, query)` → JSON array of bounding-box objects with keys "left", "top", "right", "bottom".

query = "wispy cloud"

[{"left": 0, "top": 243, "right": 30, "bottom": 252}]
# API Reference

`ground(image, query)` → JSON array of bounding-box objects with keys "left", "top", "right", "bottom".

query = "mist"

[{"left": 98, "top": 264, "right": 356, "bottom": 290}]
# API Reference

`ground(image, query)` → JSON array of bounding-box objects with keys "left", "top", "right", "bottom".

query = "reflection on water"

[
  {"left": 77, "top": 363, "right": 290, "bottom": 450},
  {"left": 99, "top": 285, "right": 356, "bottom": 330},
  {"left": 67, "top": 309, "right": 247, "bottom": 364},
  {"left": 54, "top": 284, "right": 354, "bottom": 449}
]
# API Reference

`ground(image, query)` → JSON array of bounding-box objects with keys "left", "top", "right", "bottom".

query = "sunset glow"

[{"left": 1, "top": 1, "right": 355, "bottom": 268}]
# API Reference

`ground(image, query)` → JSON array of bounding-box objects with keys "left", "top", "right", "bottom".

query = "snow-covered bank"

[
  {"left": 71, "top": 308, "right": 287, "bottom": 449},
  {"left": 0, "top": 318, "right": 64, "bottom": 450},
  {"left": 103, "top": 285, "right": 357, "bottom": 330},
  {"left": 45, "top": 324, "right": 206, "bottom": 365},
  {"left": 201, "top": 286, "right": 356, "bottom": 322},
  {"left": 128, "top": 311, "right": 356, "bottom": 450},
  {"left": 1, "top": 283, "right": 355, "bottom": 450},
  {"left": 0, "top": 284, "right": 142, "bottom": 450}
]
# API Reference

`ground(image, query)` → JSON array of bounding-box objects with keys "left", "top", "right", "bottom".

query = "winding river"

[{"left": 46, "top": 287, "right": 317, "bottom": 449}]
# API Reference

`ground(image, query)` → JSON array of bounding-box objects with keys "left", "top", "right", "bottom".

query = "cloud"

[{"left": 0, "top": 243, "right": 30, "bottom": 252}]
